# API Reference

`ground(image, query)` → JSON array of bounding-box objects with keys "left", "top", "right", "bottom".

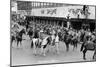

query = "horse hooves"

[{"left": 83, "top": 58, "right": 86, "bottom": 60}]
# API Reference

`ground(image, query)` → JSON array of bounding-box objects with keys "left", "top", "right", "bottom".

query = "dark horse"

[
  {"left": 80, "top": 40, "right": 96, "bottom": 60},
  {"left": 63, "top": 32, "right": 79, "bottom": 51},
  {"left": 70, "top": 36, "right": 79, "bottom": 51},
  {"left": 11, "top": 34, "right": 16, "bottom": 46},
  {"left": 63, "top": 33, "right": 72, "bottom": 51},
  {"left": 15, "top": 29, "right": 26, "bottom": 47}
]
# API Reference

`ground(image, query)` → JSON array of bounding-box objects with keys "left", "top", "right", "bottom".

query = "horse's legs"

[
  {"left": 43, "top": 48, "right": 46, "bottom": 56},
  {"left": 73, "top": 45, "right": 75, "bottom": 51},
  {"left": 17, "top": 41, "right": 19, "bottom": 47},
  {"left": 93, "top": 50, "right": 96, "bottom": 60},
  {"left": 80, "top": 42, "right": 85, "bottom": 51},
  {"left": 67, "top": 45, "right": 69, "bottom": 51},
  {"left": 73, "top": 43, "right": 77, "bottom": 51},
  {"left": 41, "top": 46, "right": 43, "bottom": 55},
  {"left": 19, "top": 41, "right": 22, "bottom": 46},
  {"left": 33, "top": 42, "right": 36, "bottom": 55},
  {"left": 83, "top": 49, "right": 87, "bottom": 60},
  {"left": 41, "top": 46, "right": 46, "bottom": 56},
  {"left": 65, "top": 42, "right": 69, "bottom": 51},
  {"left": 75, "top": 41, "right": 78, "bottom": 48},
  {"left": 55, "top": 42, "right": 59, "bottom": 54},
  {"left": 46, "top": 44, "right": 50, "bottom": 53},
  {"left": 72, "top": 42, "right": 75, "bottom": 51},
  {"left": 43, "top": 45, "right": 48, "bottom": 56},
  {"left": 14, "top": 38, "right": 17, "bottom": 43},
  {"left": 11, "top": 39, "right": 13, "bottom": 47}
]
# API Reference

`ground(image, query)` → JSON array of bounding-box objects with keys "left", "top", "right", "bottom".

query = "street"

[{"left": 11, "top": 34, "right": 95, "bottom": 66}]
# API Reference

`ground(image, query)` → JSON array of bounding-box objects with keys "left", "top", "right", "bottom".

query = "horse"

[
  {"left": 30, "top": 35, "right": 51, "bottom": 56},
  {"left": 11, "top": 30, "right": 18, "bottom": 47},
  {"left": 40, "top": 34, "right": 60, "bottom": 56},
  {"left": 40, "top": 36, "right": 51, "bottom": 56},
  {"left": 63, "top": 33, "right": 72, "bottom": 51},
  {"left": 11, "top": 24, "right": 19, "bottom": 46},
  {"left": 70, "top": 35, "right": 79, "bottom": 51},
  {"left": 31, "top": 38, "right": 42, "bottom": 55},
  {"left": 16, "top": 29, "right": 26, "bottom": 47},
  {"left": 46, "top": 33, "right": 60, "bottom": 54},
  {"left": 31, "top": 33, "right": 59, "bottom": 56},
  {"left": 80, "top": 39, "right": 96, "bottom": 60}
]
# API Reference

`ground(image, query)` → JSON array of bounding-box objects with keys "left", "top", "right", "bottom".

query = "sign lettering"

[{"left": 41, "top": 9, "right": 57, "bottom": 15}]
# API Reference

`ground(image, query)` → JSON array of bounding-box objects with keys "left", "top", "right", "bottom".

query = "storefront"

[
  {"left": 16, "top": 1, "right": 96, "bottom": 31},
  {"left": 70, "top": 18, "right": 96, "bottom": 31},
  {"left": 30, "top": 5, "right": 95, "bottom": 30},
  {"left": 25, "top": 15, "right": 95, "bottom": 31}
]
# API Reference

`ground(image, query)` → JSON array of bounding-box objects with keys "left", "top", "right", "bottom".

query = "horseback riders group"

[{"left": 11, "top": 18, "right": 96, "bottom": 59}]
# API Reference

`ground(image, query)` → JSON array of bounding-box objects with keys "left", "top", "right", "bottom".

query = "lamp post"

[
  {"left": 66, "top": 14, "right": 71, "bottom": 29},
  {"left": 83, "top": 5, "right": 90, "bottom": 30}
]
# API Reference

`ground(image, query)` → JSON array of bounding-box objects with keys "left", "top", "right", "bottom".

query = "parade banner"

[{"left": 32, "top": 6, "right": 95, "bottom": 19}]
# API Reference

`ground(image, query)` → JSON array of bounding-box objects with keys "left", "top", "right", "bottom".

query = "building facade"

[{"left": 11, "top": 1, "right": 96, "bottom": 31}]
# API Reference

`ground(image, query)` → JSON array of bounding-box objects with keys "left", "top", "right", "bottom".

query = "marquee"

[{"left": 31, "top": 6, "right": 95, "bottom": 19}]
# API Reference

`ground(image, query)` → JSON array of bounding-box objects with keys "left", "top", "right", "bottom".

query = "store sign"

[
  {"left": 68, "top": 8, "right": 91, "bottom": 17},
  {"left": 68, "top": 9, "right": 83, "bottom": 15},
  {"left": 32, "top": 6, "right": 95, "bottom": 19},
  {"left": 17, "top": 10, "right": 32, "bottom": 16},
  {"left": 41, "top": 9, "right": 57, "bottom": 15}
]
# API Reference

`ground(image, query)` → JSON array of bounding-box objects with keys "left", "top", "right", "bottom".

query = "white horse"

[
  {"left": 32, "top": 38, "right": 42, "bottom": 55},
  {"left": 32, "top": 34, "right": 60, "bottom": 56},
  {"left": 32, "top": 36, "right": 50, "bottom": 56},
  {"left": 40, "top": 36, "right": 50, "bottom": 56},
  {"left": 41, "top": 34, "right": 60, "bottom": 56}
]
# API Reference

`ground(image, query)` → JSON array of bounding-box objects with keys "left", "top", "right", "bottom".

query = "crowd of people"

[
  {"left": 11, "top": 15, "right": 96, "bottom": 45},
  {"left": 11, "top": 15, "right": 96, "bottom": 59}
]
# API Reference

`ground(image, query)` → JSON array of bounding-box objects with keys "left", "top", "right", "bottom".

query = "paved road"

[{"left": 11, "top": 34, "right": 95, "bottom": 66}]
